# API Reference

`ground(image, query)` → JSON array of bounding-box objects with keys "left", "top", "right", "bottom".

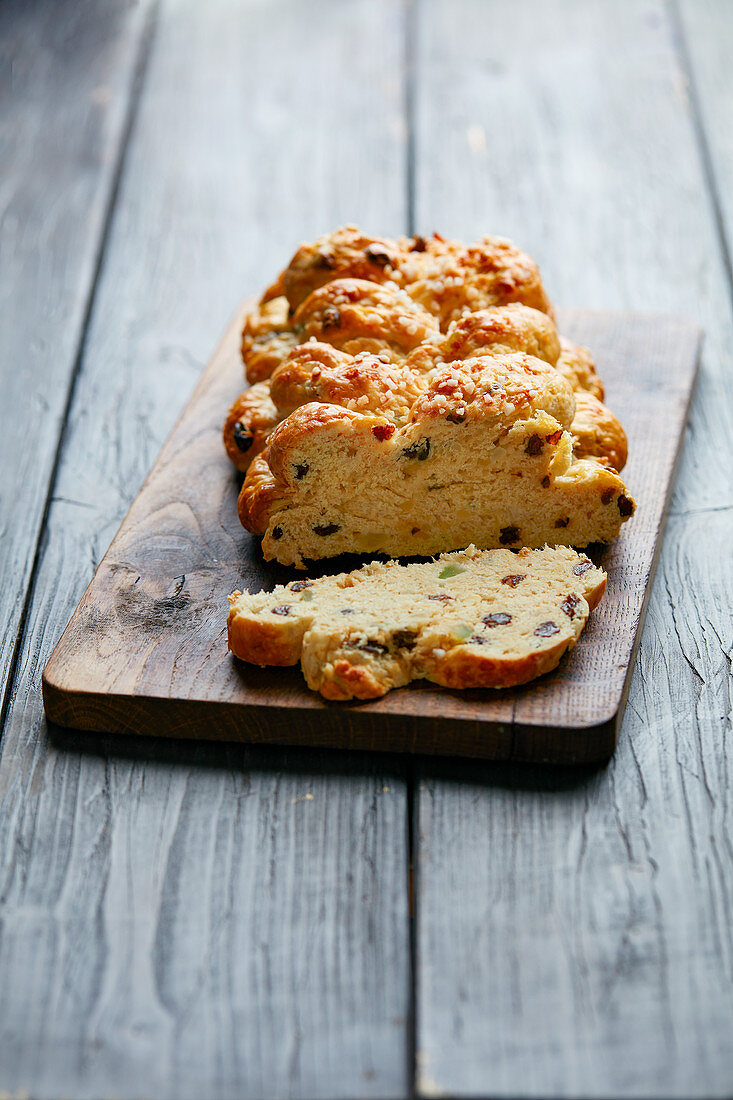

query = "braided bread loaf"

[{"left": 224, "top": 228, "right": 634, "bottom": 566}]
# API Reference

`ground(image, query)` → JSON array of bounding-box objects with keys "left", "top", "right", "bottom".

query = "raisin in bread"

[
  {"left": 238, "top": 352, "right": 635, "bottom": 567},
  {"left": 227, "top": 545, "right": 607, "bottom": 700}
]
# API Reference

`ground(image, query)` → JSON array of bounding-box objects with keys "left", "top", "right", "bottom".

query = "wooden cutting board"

[{"left": 42, "top": 307, "right": 700, "bottom": 763}]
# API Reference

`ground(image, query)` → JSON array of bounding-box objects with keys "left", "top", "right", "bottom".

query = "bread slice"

[
  {"left": 238, "top": 352, "right": 635, "bottom": 567},
  {"left": 227, "top": 545, "right": 607, "bottom": 700}
]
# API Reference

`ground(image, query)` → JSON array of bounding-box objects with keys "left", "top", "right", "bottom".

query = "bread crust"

[
  {"left": 222, "top": 382, "right": 278, "bottom": 472},
  {"left": 571, "top": 391, "right": 628, "bottom": 471},
  {"left": 292, "top": 278, "right": 438, "bottom": 360},
  {"left": 403, "top": 234, "right": 555, "bottom": 328},
  {"left": 430, "top": 641, "right": 571, "bottom": 689},
  {"left": 237, "top": 452, "right": 280, "bottom": 533},
  {"left": 557, "top": 337, "right": 605, "bottom": 400},
  {"left": 240, "top": 296, "right": 299, "bottom": 384},
  {"left": 226, "top": 600, "right": 304, "bottom": 666},
  {"left": 272, "top": 343, "right": 425, "bottom": 424},
  {"left": 282, "top": 226, "right": 405, "bottom": 311},
  {"left": 319, "top": 660, "right": 390, "bottom": 701},
  {"left": 437, "top": 303, "right": 561, "bottom": 365}
]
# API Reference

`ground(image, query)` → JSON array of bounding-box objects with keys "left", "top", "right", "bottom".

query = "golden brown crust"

[
  {"left": 226, "top": 604, "right": 304, "bottom": 666},
  {"left": 292, "top": 278, "right": 439, "bottom": 359},
  {"left": 407, "top": 352, "right": 575, "bottom": 429},
  {"left": 571, "top": 391, "right": 628, "bottom": 471},
  {"left": 401, "top": 235, "right": 555, "bottom": 329},
  {"left": 222, "top": 382, "right": 278, "bottom": 472},
  {"left": 319, "top": 660, "right": 390, "bottom": 701},
  {"left": 269, "top": 343, "right": 354, "bottom": 416},
  {"left": 556, "top": 338, "right": 605, "bottom": 400},
  {"left": 429, "top": 641, "right": 571, "bottom": 689},
  {"left": 240, "top": 229, "right": 559, "bottom": 382},
  {"left": 241, "top": 296, "right": 299, "bottom": 383},
  {"left": 282, "top": 226, "right": 405, "bottom": 311},
  {"left": 237, "top": 453, "right": 280, "bottom": 534},
  {"left": 271, "top": 342, "right": 424, "bottom": 424},
  {"left": 437, "top": 303, "right": 561, "bottom": 365}
]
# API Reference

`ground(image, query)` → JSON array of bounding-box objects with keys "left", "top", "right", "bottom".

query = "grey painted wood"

[
  {"left": 677, "top": 0, "right": 733, "bottom": 268},
  {"left": 0, "top": 1, "right": 411, "bottom": 1098},
  {"left": 413, "top": 1, "right": 733, "bottom": 1096},
  {"left": 4, "top": 1, "right": 732, "bottom": 1097},
  {"left": 0, "top": 0, "right": 153, "bottom": 706}
]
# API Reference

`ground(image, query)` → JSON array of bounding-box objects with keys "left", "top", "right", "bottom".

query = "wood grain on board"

[{"left": 43, "top": 306, "right": 699, "bottom": 764}]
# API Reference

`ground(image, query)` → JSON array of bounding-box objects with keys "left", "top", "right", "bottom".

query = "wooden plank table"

[{"left": 0, "top": 1, "right": 730, "bottom": 1097}]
